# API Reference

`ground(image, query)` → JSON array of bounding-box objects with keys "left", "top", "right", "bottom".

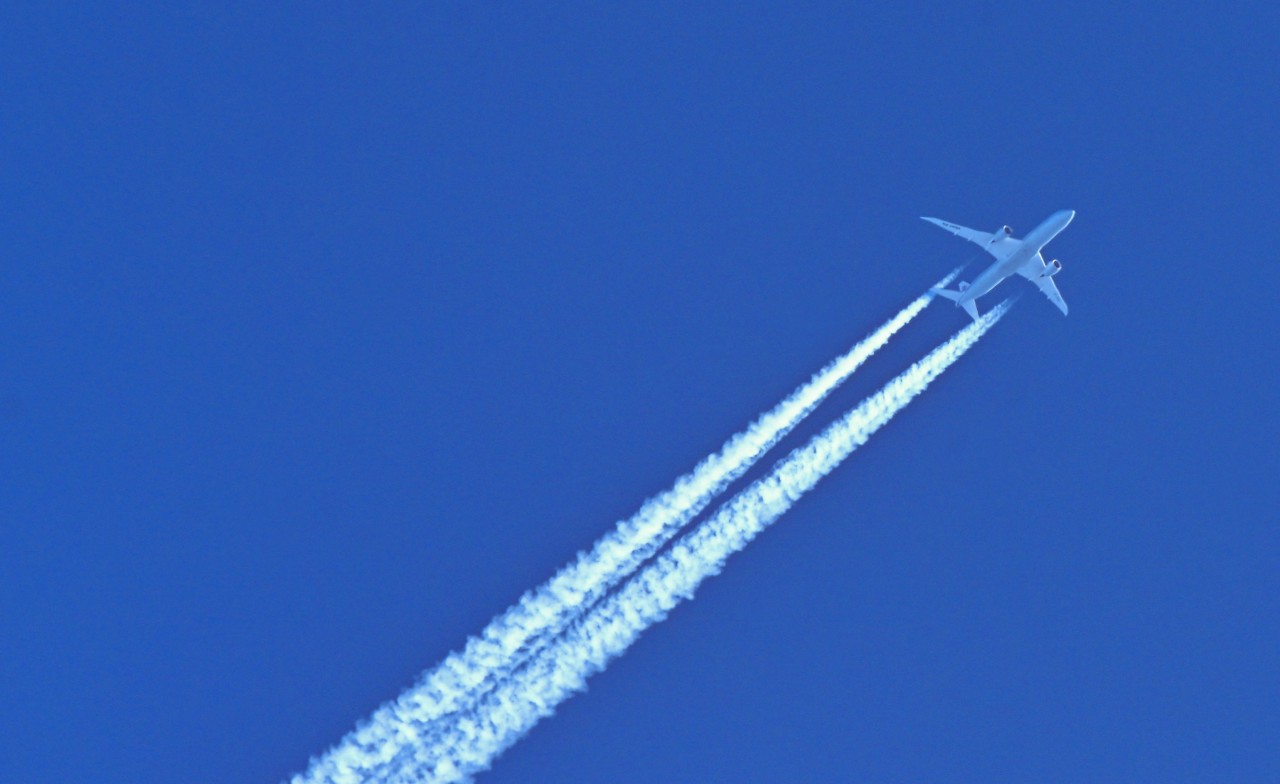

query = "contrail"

[
  {"left": 289, "top": 271, "right": 958, "bottom": 783},
  {"left": 406, "top": 302, "right": 1010, "bottom": 783}
]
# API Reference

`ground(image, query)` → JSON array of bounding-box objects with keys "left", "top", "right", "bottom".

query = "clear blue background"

[{"left": 2, "top": 4, "right": 1276, "bottom": 782}]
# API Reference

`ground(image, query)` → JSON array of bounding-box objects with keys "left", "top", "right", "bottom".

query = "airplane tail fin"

[{"left": 931, "top": 286, "right": 981, "bottom": 322}]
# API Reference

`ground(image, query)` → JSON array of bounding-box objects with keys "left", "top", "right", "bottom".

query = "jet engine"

[
  {"left": 1040, "top": 259, "right": 1062, "bottom": 278},
  {"left": 990, "top": 225, "right": 1013, "bottom": 243}
]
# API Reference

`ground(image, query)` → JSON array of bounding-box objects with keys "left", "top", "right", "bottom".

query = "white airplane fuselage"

[{"left": 954, "top": 209, "right": 1075, "bottom": 307}]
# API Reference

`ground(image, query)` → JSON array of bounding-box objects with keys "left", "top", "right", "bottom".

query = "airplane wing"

[
  {"left": 921, "top": 217, "right": 1022, "bottom": 260},
  {"left": 1016, "top": 256, "right": 1069, "bottom": 315}
]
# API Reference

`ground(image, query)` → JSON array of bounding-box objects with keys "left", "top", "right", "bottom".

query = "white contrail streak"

[
  {"left": 289, "top": 271, "right": 958, "bottom": 784},
  {"left": 407, "top": 302, "right": 1010, "bottom": 783}
]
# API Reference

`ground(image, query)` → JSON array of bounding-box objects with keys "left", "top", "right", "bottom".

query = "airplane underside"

[{"left": 922, "top": 211, "right": 1074, "bottom": 318}]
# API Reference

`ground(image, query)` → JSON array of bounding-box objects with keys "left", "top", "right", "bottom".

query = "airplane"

[{"left": 922, "top": 209, "right": 1075, "bottom": 320}]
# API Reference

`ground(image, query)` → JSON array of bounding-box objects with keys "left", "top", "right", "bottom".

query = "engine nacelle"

[
  {"left": 1040, "top": 259, "right": 1062, "bottom": 278},
  {"left": 990, "top": 225, "right": 1013, "bottom": 243}
]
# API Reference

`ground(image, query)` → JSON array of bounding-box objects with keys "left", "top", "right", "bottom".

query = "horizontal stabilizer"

[{"left": 932, "top": 287, "right": 980, "bottom": 322}]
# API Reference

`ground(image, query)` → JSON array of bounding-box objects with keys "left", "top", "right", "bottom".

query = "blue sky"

[{"left": 2, "top": 4, "right": 1276, "bottom": 782}]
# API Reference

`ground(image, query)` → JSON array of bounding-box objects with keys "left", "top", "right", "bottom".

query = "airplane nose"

[{"left": 1058, "top": 209, "right": 1076, "bottom": 225}]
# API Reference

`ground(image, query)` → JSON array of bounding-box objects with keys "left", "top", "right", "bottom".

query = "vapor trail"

[
  {"left": 408, "top": 302, "right": 1010, "bottom": 783},
  {"left": 290, "top": 271, "right": 958, "bottom": 783}
]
